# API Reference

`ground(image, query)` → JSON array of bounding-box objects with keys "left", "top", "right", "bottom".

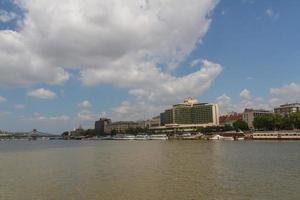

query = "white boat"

[
  {"left": 135, "top": 134, "right": 150, "bottom": 140},
  {"left": 253, "top": 132, "right": 300, "bottom": 140},
  {"left": 113, "top": 134, "right": 135, "bottom": 140},
  {"left": 182, "top": 133, "right": 203, "bottom": 140},
  {"left": 210, "top": 134, "right": 234, "bottom": 141},
  {"left": 150, "top": 134, "right": 168, "bottom": 140}
]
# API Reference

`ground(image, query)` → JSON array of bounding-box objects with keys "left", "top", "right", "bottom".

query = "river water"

[{"left": 0, "top": 140, "right": 299, "bottom": 200}]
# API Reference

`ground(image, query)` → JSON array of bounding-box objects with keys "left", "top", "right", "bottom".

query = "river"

[{"left": 0, "top": 140, "right": 299, "bottom": 200}]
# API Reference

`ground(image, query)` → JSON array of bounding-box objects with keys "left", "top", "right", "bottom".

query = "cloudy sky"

[{"left": 0, "top": 0, "right": 300, "bottom": 133}]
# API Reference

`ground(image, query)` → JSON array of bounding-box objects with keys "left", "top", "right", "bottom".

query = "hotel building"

[
  {"left": 274, "top": 103, "right": 300, "bottom": 116},
  {"left": 151, "top": 97, "right": 220, "bottom": 133}
]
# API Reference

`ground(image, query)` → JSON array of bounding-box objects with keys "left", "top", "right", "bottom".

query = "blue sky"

[{"left": 0, "top": 0, "right": 300, "bottom": 133}]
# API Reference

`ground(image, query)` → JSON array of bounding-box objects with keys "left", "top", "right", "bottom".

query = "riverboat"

[
  {"left": 252, "top": 132, "right": 300, "bottom": 140},
  {"left": 210, "top": 134, "right": 234, "bottom": 141},
  {"left": 135, "top": 134, "right": 150, "bottom": 140},
  {"left": 149, "top": 134, "right": 168, "bottom": 140},
  {"left": 113, "top": 134, "right": 135, "bottom": 140}
]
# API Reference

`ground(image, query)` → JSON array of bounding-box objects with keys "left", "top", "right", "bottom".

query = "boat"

[
  {"left": 210, "top": 134, "right": 234, "bottom": 141},
  {"left": 149, "top": 134, "right": 168, "bottom": 140},
  {"left": 135, "top": 134, "right": 150, "bottom": 140},
  {"left": 113, "top": 134, "right": 135, "bottom": 140},
  {"left": 252, "top": 132, "right": 300, "bottom": 140},
  {"left": 182, "top": 133, "right": 203, "bottom": 140}
]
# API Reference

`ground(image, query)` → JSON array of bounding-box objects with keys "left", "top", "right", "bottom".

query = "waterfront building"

[
  {"left": 152, "top": 97, "right": 219, "bottom": 133},
  {"left": 148, "top": 116, "right": 161, "bottom": 128},
  {"left": 104, "top": 121, "right": 141, "bottom": 134},
  {"left": 219, "top": 112, "right": 242, "bottom": 126},
  {"left": 70, "top": 125, "right": 85, "bottom": 137},
  {"left": 95, "top": 118, "right": 112, "bottom": 135},
  {"left": 274, "top": 103, "right": 300, "bottom": 116},
  {"left": 242, "top": 108, "right": 273, "bottom": 129}
]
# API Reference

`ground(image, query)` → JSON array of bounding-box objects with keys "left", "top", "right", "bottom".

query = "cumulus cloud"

[
  {"left": 217, "top": 83, "right": 300, "bottom": 114},
  {"left": 0, "top": 30, "right": 70, "bottom": 86},
  {"left": 26, "top": 114, "right": 70, "bottom": 122},
  {"left": 0, "top": 0, "right": 218, "bottom": 87},
  {"left": 14, "top": 104, "right": 25, "bottom": 109},
  {"left": 27, "top": 88, "right": 56, "bottom": 99},
  {"left": 270, "top": 83, "right": 300, "bottom": 104},
  {"left": 217, "top": 94, "right": 236, "bottom": 113},
  {"left": 0, "top": 96, "right": 7, "bottom": 103},
  {"left": 107, "top": 59, "right": 222, "bottom": 120},
  {"left": 0, "top": 0, "right": 223, "bottom": 121},
  {"left": 78, "top": 100, "right": 92, "bottom": 109},
  {"left": 77, "top": 110, "right": 98, "bottom": 121},
  {"left": 240, "top": 89, "right": 251, "bottom": 100},
  {"left": 0, "top": 10, "right": 17, "bottom": 23},
  {"left": 265, "top": 8, "right": 279, "bottom": 20},
  {"left": 0, "top": 111, "right": 11, "bottom": 117}
]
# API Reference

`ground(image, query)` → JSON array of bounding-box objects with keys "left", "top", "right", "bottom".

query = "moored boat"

[
  {"left": 113, "top": 134, "right": 135, "bottom": 140},
  {"left": 210, "top": 134, "right": 234, "bottom": 140},
  {"left": 150, "top": 134, "right": 168, "bottom": 140},
  {"left": 135, "top": 134, "right": 150, "bottom": 140}
]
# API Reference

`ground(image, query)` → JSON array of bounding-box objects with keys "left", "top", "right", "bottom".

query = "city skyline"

[{"left": 0, "top": 0, "right": 300, "bottom": 133}]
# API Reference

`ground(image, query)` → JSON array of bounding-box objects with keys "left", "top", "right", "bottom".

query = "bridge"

[{"left": 0, "top": 129, "right": 62, "bottom": 140}]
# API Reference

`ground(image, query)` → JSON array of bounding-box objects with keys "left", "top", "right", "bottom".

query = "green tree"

[
  {"left": 233, "top": 120, "right": 249, "bottom": 131},
  {"left": 273, "top": 114, "right": 283, "bottom": 130},
  {"left": 253, "top": 114, "right": 275, "bottom": 131},
  {"left": 290, "top": 112, "right": 300, "bottom": 129}
]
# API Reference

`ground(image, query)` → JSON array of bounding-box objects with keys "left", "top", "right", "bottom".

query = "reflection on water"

[{"left": 0, "top": 140, "right": 299, "bottom": 200}]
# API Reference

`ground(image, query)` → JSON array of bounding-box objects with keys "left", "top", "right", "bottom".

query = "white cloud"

[
  {"left": 0, "top": 30, "right": 70, "bottom": 86},
  {"left": 265, "top": 9, "right": 273, "bottom": 17},
  {"left": 0, "top": 0, "right": 222, "bottom": 121},
  {"left": 217, "top": 94, "right": 236, "bottom": 113},
  {"left": 217, "top": 82, "right": 300, "bottom": 114},
  {"left": 0, "top": 96, "right": 7, "bottom": 103},
  {"left": 14, "top": 104, "right": 25, "bottom": 109},
  {"left": 27, "top": 88, "right": 56, "bottom": 99},
  {"left": 26, "top": 114, "right": 70, "bottom": 122},
  {"left": 190, "top": 59, "right": 202, "bottom": 67},
  {"left": 78, "top": 100, "right": 92, "bottom": 109},
  {"left": 111, "top": 100, "right": 165, "bottom": 121},
  {"left": 77, "top": 110, "right": 98, "bottom": 121},
  {"left": 107, "top": 59, "right": 222, "bottom": 120},
  {"left": 265, "top": 8, "right": 279, "bottom": 20},
  {"left": 0, "top": 10, "right": 17, "bottom": 23},
  {"left": 0, "top": 0, "right": 218, "bottom": 90},
  {"left": 270, "top": 83, "right": 300, "bottom": 104},
  {"left": 240, "top": 89, "right": 251, "bottom": 100},
  {"left": 0, "top": 111, "right": 11, "bottom": 117}
]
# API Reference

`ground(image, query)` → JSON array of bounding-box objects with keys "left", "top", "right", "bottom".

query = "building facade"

[
  {"left": 152, "top": 98, "right": 219, "bottom": 133},
  {"left": 274, "top": 103, "right": 300, "bottom": 116},
  {"left": 95, "top": 118, "right": 112, "bottom": 135},
  {"left": 219, "top": 112, "right": 243, "bottom": 126},
  {"left": 242, "top": 108, "right": 273, "bottom": 129},
  {"left": 104, "top": 121, "right": 141, "bottom": 134},
  {"left": 146, "top": 116, "right": 161, "bottom": 128}
]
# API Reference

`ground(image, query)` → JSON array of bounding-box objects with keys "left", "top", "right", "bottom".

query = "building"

[
  {"left": 152, "top": 97, "right": 219, "bottom": 133},
  {"left": 95, "top": 118, "right": 111, "bottom": 135},
  {"left": 274, "top": 103, "right": 300, "bottom": 116},
  {"left": 146, "top": 116, "right": 161, "bottom": 128},
  {"left": 242, "top": 108, "right": 273, "bottom": 129},
  {"left": 219, "top": 112, "right": 243, "bottom": 126},
  {"left": 104, "top": 121, "right": 141, "bottom": 134}
]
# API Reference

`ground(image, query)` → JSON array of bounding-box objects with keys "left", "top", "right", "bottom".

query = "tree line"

[{"left": 253, "top": 112, "right": 300, "bottom": 131}]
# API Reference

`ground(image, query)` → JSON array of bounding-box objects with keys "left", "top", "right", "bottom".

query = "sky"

[{"left": 0, "top": 0, "right": 300, "bottom": 133}]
